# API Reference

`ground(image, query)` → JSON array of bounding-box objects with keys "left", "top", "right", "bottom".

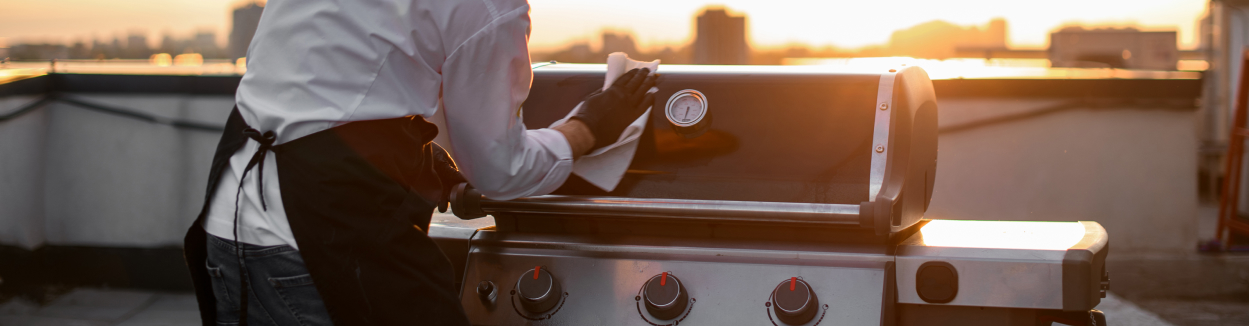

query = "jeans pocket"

[
  {"left": 206, "top": 261, "right": 239, "bottom": 324},
  {"left": 270, "top": 274, "right": 332, "bottom": 326}
]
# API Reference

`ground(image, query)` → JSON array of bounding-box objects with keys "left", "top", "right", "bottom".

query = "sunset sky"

[{"left": 0, "top": 0, "right": 1210, "bottom": 51}]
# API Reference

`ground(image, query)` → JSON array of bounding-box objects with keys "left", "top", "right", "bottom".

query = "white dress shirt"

[{"left": 204, "top": 0, "right": 573, "bottom": 249}]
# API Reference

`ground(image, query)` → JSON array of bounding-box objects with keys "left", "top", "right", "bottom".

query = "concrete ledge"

[
  {"left": 1107, "top": 253, "right": 1249, "bottom": 300},
  {"left": 932, "top": 78, "right": 1203, "bottom": 98},
  {"left": 0, "top": 289, "right": 198, "bottom": 326},
  {"left": 0, "top": 245, "right": 194, "bottom": 298}
]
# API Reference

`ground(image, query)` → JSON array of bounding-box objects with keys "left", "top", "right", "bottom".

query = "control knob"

[
  {"left": 516, "top": 266, "right": 561, "bottom": 313},
  {"left": 477, "top": 281, "right": 497, "bottom": 305},
  {"left": 772, "top": 277, "right": 819, "bottom": 325},
  {"left": 642, "top": 272, "right": 688, "bottom": 320}
]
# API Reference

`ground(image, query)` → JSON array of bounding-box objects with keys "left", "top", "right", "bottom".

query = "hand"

[
  {"left": 430, "top": 143, "right": 465, "bottom": 213},
  {"left": 573, "top": 68, "right": 658, "bottom": 151}
]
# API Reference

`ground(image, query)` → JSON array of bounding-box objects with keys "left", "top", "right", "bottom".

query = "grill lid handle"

[{"left": 448, "top": 183, "right": 862, "bottom": 226}]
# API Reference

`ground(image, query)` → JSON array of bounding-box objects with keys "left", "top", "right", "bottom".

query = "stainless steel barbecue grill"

[{"left": 431, "top": 64, "right": 1110, "bottom": 326}]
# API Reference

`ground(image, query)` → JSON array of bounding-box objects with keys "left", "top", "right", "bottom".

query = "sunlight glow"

[
  {"left": 2, "top": 60, "right": 242, "bottom": 76},
  {"left": 149, "top": 53, "right": 172, "bottom": 67},
  {"left": 174, "top": 53, "right": 204, "bottom": 66},
  {"left": 0, "top": 68, "right": 46, "bottom": 84},
  {"left": 785, "top": 57, "right": 1202, "bottom": 79},
  {"left": 919, "top": 220, "right": 1087, "bottom": 250}
]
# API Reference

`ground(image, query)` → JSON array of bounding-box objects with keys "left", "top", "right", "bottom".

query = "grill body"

[{"left": 435, "top": 64, "right": 1107, "bottom": 326}]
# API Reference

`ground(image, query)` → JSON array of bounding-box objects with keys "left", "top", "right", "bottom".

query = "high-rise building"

[
  {"left": 160, "top": 33, "right": 180, "bottom": 54},
  {"left": 984, "top": 19, "right": 1007, "bottom": 48},
  {"left": 9, "top": 44, "right": 69, "bottom": 60},
  {"left": 188, "top": 31, "right": 223, "bottom": 58},
  {"left": 692, "top": 8, "right": 749, "bottom": 65},
  {"left": 126, "top": 33, "right": 150, "bottom": 59},
  {"left": 110, "top": 38, "right": 124, "bottom": 59},
  {"left": 193, "top": 32, "right": 219, "bottom": 56},
  {"left": 69, "top": 41, "right": 89, "bottom": 59},
  {"left": 601, "top": 31, "right": 638, "bottom": 56},
  {"left": 1049, "top": 27, "right": 1177, "bottom": 70},
  {"left": 230, "top": 2, "right": 265, "bottom": 60},
  {"left": 889, "top": 18, "right": 1008, "bottom": 59}
]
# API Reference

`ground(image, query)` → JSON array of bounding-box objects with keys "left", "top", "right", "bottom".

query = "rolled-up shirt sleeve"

[{"left": 440, "top": 4, "right": 572, "bottom": 200}]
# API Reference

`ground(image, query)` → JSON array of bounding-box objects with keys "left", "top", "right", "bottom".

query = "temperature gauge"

[{"left": 665, "top": 89, "right": 711, "bottom": 138}]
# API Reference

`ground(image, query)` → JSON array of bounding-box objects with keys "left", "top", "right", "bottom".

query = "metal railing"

[{"left": 0, "top": 93, "right": 224, "bottom": 132}]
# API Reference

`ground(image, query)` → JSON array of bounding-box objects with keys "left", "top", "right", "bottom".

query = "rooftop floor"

[
  {"left": 0, "top": 288, "right": 1190, "bottom": 326},
  {"left": 0, "top": 289, "right": 198, "bottom": 326}
]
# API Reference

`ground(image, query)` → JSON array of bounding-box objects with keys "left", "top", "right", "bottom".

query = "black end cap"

[
  {"left": 916, "top": 261, "right": 958, "bottom": 303},
  {"left": 859, "top": 201, "right": 875, "bottom": 229},
  {"left": 450, "top": 183, "right": 485, "bottom": 220}
]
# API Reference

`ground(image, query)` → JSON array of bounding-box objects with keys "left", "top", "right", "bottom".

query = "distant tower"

[
  {"left": 193, "top": 31, "right": 220, "bottom": 57},
  {"left": 601, "top": 31, "right": 639, "bottom": 56},
  {"left": 986, "top": 18, "right": 1008, "bottom": 48},
  {"left": 70, "top": 41, "right": 89, "bottom": 59},
  {"left": 693, "top": 8, "right": 749, "bottom": 65},
  {"left": 229, "top": 2, "right": 265, "bottom": 60},
  {"left": 160, "top": 33, "right": 179, "bottom": 54},
  {"left": 105, "top": 37, "right": 124, "bottom": 59},
  {"left": 126, "top": 33, "right": 150, "bottom": 59}
]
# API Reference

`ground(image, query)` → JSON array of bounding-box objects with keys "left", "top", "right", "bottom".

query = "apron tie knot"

[{"left": 241, "top": 128, "right": 277, "bottom": 211}]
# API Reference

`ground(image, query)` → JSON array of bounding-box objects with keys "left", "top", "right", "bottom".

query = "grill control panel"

[{"left": 459, "top": 234, "right": 890, "bottom": 325}]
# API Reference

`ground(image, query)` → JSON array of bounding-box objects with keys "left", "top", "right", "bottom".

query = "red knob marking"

[
  {"left": 661, "top": 272, "right": 668, "bottom": 286},
  {"left": 534, "top": 266, "right": 540, "bottom": 280},
  {"left": 790, "top": 277, "right": 796, "bottom": 291}
]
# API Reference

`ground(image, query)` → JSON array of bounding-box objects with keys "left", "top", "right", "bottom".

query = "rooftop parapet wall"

[
  {"left": 0, "top": 94, "right": 48, "bottom": 249},
  {"left": 0, "top": 74, "right": 237, "bottom": 249},
  {"left": 0, "top": 74, "right": 1202, "bottom": 253}
]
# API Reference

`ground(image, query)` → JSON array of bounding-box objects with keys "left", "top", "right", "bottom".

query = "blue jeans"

[{"left": 206, "top": 234, "right": 333, "bottom": 326}]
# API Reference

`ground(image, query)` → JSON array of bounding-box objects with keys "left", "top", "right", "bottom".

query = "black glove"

[
  {"left": 573, "top": 68, "right": 658, "bottom": 150},
  {"left": 431, "top": 142, "right": 466, "bottom": 213}
]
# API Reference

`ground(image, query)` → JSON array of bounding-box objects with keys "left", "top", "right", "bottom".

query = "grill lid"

[{"left": 452, "top": 64, "right": 938, "bottom": 234}]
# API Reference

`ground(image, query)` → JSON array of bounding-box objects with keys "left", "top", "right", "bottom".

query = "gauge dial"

[
  {"left": 665, "top": 90, "right": 707, "bottom": 127},
  {"left": 665, "top": 89, "right": 711, "bottom": 138}
]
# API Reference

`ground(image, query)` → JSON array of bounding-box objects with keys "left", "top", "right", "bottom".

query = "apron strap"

[{"left": 232, "top": 127, "right": 277, "bottom": 326}]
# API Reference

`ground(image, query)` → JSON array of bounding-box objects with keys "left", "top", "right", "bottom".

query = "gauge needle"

[{"left": 682, "top": 106, "right": 691, "bottom": 120}]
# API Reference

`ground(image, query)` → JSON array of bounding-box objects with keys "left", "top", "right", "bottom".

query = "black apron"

[{"left": 184, "top": 108, "right": 469, "bottom": 325}]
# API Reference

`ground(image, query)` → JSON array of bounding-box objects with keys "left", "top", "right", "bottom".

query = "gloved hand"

[
  {"left": 573, "top": 68, "right": 658, "bottom": 151},
  {"left": 431, "top": 143, "right": 466, "bottom": 213}
]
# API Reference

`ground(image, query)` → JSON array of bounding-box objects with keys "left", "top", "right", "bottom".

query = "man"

[{"left": 182, "top": 0, "right": 658, "bottom": 325}]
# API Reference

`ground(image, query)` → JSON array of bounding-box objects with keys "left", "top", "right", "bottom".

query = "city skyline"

[
  {"left": 0, "top": 0, "right": 1209, "bottom": 52},
  {"left": 2, "top": 6, "right": 1195, "bottom": 69}
]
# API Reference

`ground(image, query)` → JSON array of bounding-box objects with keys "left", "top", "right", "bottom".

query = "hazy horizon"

[{"left": 0, "top": 0, "right": 1209, "bottom": 52}]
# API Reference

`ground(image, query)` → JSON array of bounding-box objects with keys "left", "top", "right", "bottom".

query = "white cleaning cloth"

[{"left": 550, "top": 52, "right": 659, "bottom": 191}]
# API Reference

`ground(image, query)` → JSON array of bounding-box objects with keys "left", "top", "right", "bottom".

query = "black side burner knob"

[
  {"left": 772, "top": 277, "right": 819, "bottom": 325},
  {"left": 643, "top": 272, "right": 688, "bottom": 320},
  {"left": 477, "top": 280, "right": 497, "bottom": 305},
  {"left": 517, "top": 266, "right": 561, "bottom": 313}
]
